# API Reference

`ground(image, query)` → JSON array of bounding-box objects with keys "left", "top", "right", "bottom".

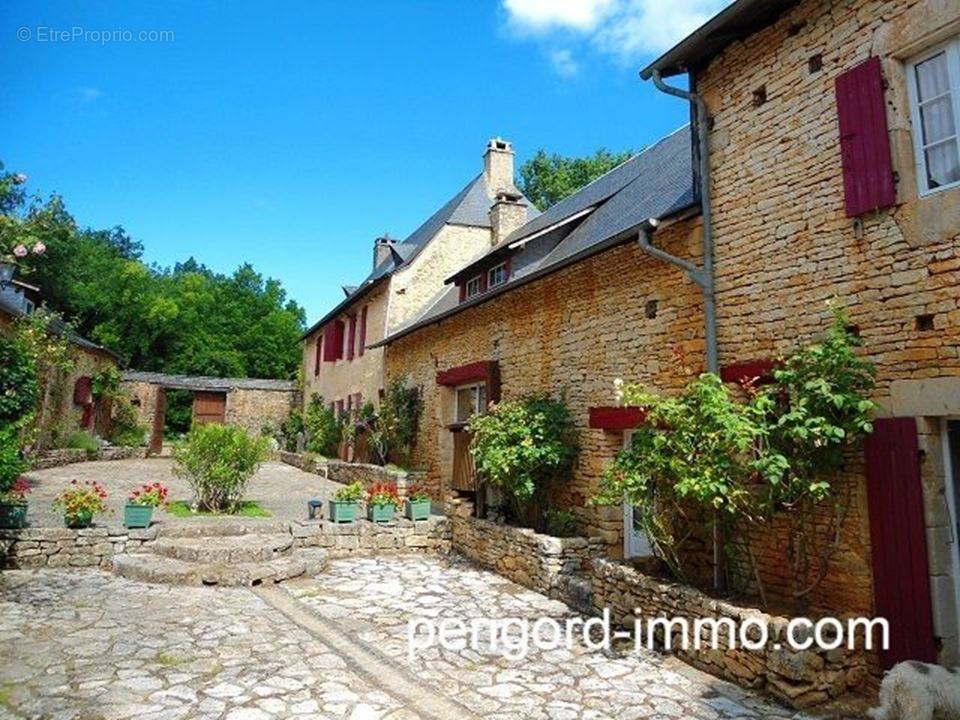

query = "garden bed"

[{"left": 278, "top": 451, "right": 426, "bottom": 498}]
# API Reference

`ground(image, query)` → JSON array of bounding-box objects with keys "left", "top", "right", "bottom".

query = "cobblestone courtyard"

[{"left": 0, "top": 556, "right": 815, "bottom": 720}]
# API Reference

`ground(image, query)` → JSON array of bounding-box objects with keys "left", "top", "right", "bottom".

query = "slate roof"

[
  {"left": 0, "top": 292, "right": 119, "bottom": 360},
  {"left": 122, "top": 370, "right": 296, "bottom": 392},
  {"left": 375, "top": 126, "right": 696, "bottom": 347},
  {"left": 301, "top": 171, "right": 539, "bottom": 340}
]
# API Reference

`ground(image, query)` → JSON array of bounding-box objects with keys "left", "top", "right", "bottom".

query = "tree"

[{"left": 517, "top": 148, "right": 635, "bottom": 211}]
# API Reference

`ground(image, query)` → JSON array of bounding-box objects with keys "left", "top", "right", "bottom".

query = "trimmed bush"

[{"left": 172, "top": 424, "right": 268, "bottom": 513}]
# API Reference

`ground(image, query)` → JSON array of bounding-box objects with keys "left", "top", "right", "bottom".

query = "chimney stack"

[
  {"left": 483, "top": 137, "right": 515, "bottom": 196},
  {"left": 489, "top": 189, "right": 527, "bottom": 246},
  {"left": 373, "top": 234, "right": 395, "bottom": 269}
]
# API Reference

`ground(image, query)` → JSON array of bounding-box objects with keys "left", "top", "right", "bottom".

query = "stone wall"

[
  {"left": 590, "top": 559, "right": 870, "bottom": 709},
  {"left": 278, "top": 451, "right": 426, "bottom": 498},
  {"left": 385, "top": 219, "right": 705, "bottom": 547},
  {"left": 225, "top": 387, "right": 296, "bottom": 436},
  {"left": 28, "top": 446, "right": 148, "bottom": 471},
  {"left": 291, "top": 516, "right": 450, "bottom": 555},
  {"left": 0, "top": 526, "right": 158, "bottom": 569}
]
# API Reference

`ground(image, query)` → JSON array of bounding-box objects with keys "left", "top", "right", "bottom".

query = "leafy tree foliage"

[
  {"left": 517, "top": 148, "right": 635, "bottom": 211},
  {"left": 303, "top": 394, "right": 342, "bottom": 457},
  {"left": 1, "top": 163, "right": 305, "bottom": 379}
]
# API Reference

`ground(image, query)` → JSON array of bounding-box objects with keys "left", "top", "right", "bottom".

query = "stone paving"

[
  {"left": 0, "top": 558, "right": 821, "bottom": 720},
  {"left": 22, "top": 458, "right": 343, "bottom": 527}
]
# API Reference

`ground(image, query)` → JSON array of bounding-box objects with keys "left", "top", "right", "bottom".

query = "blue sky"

[{"left": 1, "top": 1, "right": 729, "bottom": 322}]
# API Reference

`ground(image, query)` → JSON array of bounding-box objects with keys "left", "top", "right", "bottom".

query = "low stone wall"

[
  {"left": 292, "top": 516, "right": 450, "bottom": 555},
  {"left": 28, "top": 446, "right": 148, "bottom": 471},
  {"left": 0, "top": 526, "right": 158, "bottom": 569},
  {"left": 590, "top": 559, "right": 869, "bottom": 708},
  {"left": 449, "top": 509, "right": 603, "bottom": 609},
  {"left": 278, "top": 451, "right": 427, "bottom": 498}
]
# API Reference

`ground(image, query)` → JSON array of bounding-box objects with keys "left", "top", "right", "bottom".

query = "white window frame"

[
  {"left": 464, "top": 275, "right": 483, "bottom": 299},
  {"left": 905, "top": 37, "right": 960, "bottom": 197},
  {"left": 454, "top": 382, "right": 487, "bottom": 424},
  {"left": 622, "top": 429, "right": 653, "bottom": 559},
  {"left": 487, "top": 262, "right": 507, "bottom": 288}
]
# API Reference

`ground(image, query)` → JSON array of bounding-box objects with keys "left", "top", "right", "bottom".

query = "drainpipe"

[{"left": 642, "top": 69, "right": 722, "bottom": 591}]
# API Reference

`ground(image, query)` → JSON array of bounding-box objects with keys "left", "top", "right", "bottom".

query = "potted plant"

[
  {"left": 329, "top": 481, "right": 363, "bottom": 523},
  {"left": 404, "top": 484, "right": 431, "bottom": 521},
  {"left": 0, "top": 478, "right": 30, "bottom": 529},
  {"left": 367, "top": 482, "right": 400, "bottom": 523},
  {"left": 52, "top": 480, "right": 108, "bottom": 529},
  {"left": 124, "top": 482, "right": 168, "bottom": 528}
]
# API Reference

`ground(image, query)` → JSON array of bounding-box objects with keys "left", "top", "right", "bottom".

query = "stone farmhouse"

[
  {"left": 373, "top": 0, "right": 960, "bottom": 672},
  {"left": 299, "top": 140, "right": 538, "bottom": 417}
]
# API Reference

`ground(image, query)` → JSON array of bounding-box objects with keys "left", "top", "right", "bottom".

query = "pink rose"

[
  {"left": 32, "top": 242, "right": 46, "bottom": 255},
  {"left": 12, "top": 244, "right": 27, "bottom": 258}
]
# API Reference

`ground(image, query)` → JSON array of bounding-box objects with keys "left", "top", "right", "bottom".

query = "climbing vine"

[{"left": 595, "top": 306, "right": 876, "bottom": 608}]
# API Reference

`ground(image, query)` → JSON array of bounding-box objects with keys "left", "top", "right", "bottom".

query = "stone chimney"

[
  {"left": 489, "top": 189, "right": 527, "bottom": 246},
  {"left": 373, "top": 234, "right": 394, "bottom": 269},
  {"left": 483, "top": 137, "right": 515, "bottom": 195}
]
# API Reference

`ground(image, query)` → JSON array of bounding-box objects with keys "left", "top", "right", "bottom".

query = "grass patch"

[
  {"left": 155, "top": 651, "right": 190, "bottom": 668},
  {"left": 0, "top": 684, "right": 13, "bottom": 707},
  {"left": 165, "top": 501, "right": 271, "bottom": 518}
]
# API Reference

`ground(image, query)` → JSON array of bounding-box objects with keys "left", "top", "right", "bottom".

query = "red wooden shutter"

[
  {"left": 334, "top": 320, "right": 345, "bottom": 359},
  {"left": 73, "top": 376, "right": 93, "bottom": 405},
  {"left": 864, "top": 417, "right": 937, "bottom": 668},
  {"left": 347, "top": 315, "right": 357, "bottom": 361},
  {"left": 335, "top": 399, "right": 344, "bottom": 417},
  {"left": 314, "top": 336, "right": 322, "bottom": 376},
  {"left": 358, "top": 306, "right": 367, "bottom": 357},
  {"left": 835, "top": 57, "right": 896, "bottom": 217},
  {"left": 322, "top": 325, "right": 337, "bottom": 362}
]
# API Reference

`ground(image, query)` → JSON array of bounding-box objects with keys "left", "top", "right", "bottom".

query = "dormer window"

[
  {"left": 487, "top": 262, "right": 508, "bottom": 288},
  {"left": 465, "top": 275, "right": 483, "bottom": 299}
]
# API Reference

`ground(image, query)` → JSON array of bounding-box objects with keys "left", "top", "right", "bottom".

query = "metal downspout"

[{"left": 643, "top": 69, "right": 722, "bottom": 591}]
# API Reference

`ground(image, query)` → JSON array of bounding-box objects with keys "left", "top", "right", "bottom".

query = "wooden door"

[
  {"left": 865, "top": 417, "right": 937, "bottom": 667},
  {"left": 451, "top": 429, "right": 476, "bottom": 492},
  {"left": 149, "top": 388, "right": 166, "bottom": 456},
  {"left": 192, "top": 391, "right": 226, "bottom": 426}
]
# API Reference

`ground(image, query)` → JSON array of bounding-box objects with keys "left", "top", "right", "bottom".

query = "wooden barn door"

[
  {"left": 149, "top": 389, "right": 166, "bottom": 456},
  {"left": 192, "top": 391, "right": 226, "bottom": 426},
  {"left": 865, "top": 417, "right": 937, "bottom": 667}
]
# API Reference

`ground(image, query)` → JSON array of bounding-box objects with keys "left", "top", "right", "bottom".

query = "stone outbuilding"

[{"left": 122, "top": 371, "right": 297, "bottom": 453}]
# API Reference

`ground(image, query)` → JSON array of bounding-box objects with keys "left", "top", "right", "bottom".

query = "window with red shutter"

[
  {"left": 358, "top": 306, "right": 367, "bottom": 356},
  {"left": 314, "top": 336, "right": 322, "bottom": 376},
  {"left": 347, "top": 314, "right": 357, "bottom": 361},
  {"left": 835, "top": 56, "right": 897, "bottom": 217}
]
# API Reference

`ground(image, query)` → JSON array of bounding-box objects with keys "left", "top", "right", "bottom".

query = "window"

[
  {"left": 907, "top": 38, "right": 960, "bottom": 195},
  {"left": 487, "top": 262, "right": 507, "bottom": 288},
  {"left": 314, "top": 336, "right": 322, "bottom": 376},
  {"left": 464, "top": 275, "right": 483, "bottom": 299},
  {"left": 455, "top": 383, "right": 487, "bottom": 424}
]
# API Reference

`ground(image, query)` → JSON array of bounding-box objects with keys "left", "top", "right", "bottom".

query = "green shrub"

[
  {"left": 544, "top": 508, "right": 580, "bottom": 538},
  {"left": 172, "top": 424, "right": 268, "bottom": 513},
  {"left": 469, "top": 394, "right": 578, "bottom": 530},
  {"left": 334, "top": 481, "right": 363, "bottom": 502},
  {"left": 107, "top": 394, "right": 147, "bottom": 447},
  {"left": 0, "top": 334, "right": 39, "bottom": 430},
  {"left": 304, "top": 394, "right": 341, "bottom": 456},
  {"left": 65, "top": 430, "right": 99, "bottom": 453},
  {"left": 0, "top": 428, "right": 27, "bottom": 496},
  {"left": 368, "top": 381, "right": 422, "bottom": 465}
]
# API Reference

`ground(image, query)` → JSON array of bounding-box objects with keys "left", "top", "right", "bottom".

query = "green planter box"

[
  {"left": 368, "top": 504, "right": 395, "bottom": 523},
  {"left": 0, "top": 502, "right": 27, "bottom": 529},
  {"left": 124, "top": 503, "right": 154, "bottom": 529},
  {"left": 329, "top": 500, "right": 358, "bottom": 523},
  {"left": 405, "top": 499, "right": 431, "bottom": 521},
  {"left": 64, "top": 510, "right": 93, "bottom": 529}
]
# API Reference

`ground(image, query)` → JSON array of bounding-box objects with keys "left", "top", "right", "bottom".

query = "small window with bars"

[{"left": 907, "top": 38, "right": 960, "bottom": 195}]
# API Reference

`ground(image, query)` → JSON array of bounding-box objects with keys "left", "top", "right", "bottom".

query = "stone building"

[
  {"left": 380, "top": 0, "right": 960, "bottom": 671},
  {"left": 122, "top": 371, "right": 297, "bottom": 454},
  {"left": 299, "top": 139, "right": 538, "bottom": 417}
]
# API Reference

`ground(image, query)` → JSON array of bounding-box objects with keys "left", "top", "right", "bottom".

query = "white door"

[{"left": 622, "top": 430, "right": 653, "bottom": 559}]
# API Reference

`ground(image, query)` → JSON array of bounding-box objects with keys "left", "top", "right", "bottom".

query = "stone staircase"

[{"left": 111, "top": 521, "right": 327, "bottom": 587}]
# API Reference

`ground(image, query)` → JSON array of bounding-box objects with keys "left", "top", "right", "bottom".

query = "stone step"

[
  {"left": 111, "top": 548, "right": 328, "bottom": 587},
  {"left": 145, "top": 534, "right": 294, "bottom": 564},
  {"left": 155, "top": 520, "right": 291, "bottom": 538}
]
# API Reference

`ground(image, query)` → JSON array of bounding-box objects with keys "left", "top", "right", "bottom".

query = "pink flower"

[
  {"left": 32, "top": 242, "right": 46, "bottom": 255},
  {"left": 12, "top": 245, "right": 28, "bottom": 258}
]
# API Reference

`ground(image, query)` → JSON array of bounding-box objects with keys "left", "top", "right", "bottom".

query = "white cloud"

[
  {"left": 549, "top": 49, "right": 579, "bottom": 77},
  {"left": 502, "top": 0, "right": 732, "bottom": 58},
  {"left": 503, "top": 0, "right": 615, "bottom": 33}
]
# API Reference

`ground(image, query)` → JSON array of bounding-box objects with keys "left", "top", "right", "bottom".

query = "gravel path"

[{"left": 21, "top": 458, "right": 344, "bottom": 528}]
